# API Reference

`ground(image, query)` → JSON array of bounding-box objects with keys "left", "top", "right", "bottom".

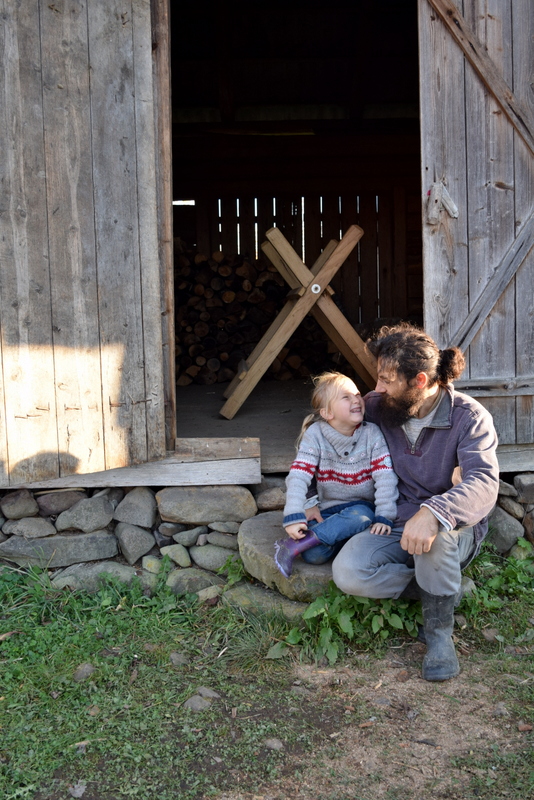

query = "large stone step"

[{"left": 238, "top": 511, "right": 333, "bottom": 602}]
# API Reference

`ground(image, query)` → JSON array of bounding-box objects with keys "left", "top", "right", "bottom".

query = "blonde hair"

[{"left": 296, "top": 371, "right": 358, "bottom": 448}]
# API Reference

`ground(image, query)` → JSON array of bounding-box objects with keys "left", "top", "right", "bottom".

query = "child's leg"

[{"left": 309, "top": 502, "right": 375, "bottom": 547}]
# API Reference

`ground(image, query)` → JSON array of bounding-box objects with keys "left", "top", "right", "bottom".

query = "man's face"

[{"left": 375, "top": 360, "right": 426, "bottom": 426}]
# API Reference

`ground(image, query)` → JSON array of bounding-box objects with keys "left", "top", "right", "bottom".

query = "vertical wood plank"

[
  {"left": 376, "top": 191, "right": 394, "bottom": 319},
  {"left": 392, "top": 186, "right": 408, "bottom": 319},
  {"left": 220, "top": 196, "right": 238, "bottom": 255},
  {"left": 479, "top": 398, "right": 516, "bottom": 445},
  {"left": 238, "top": 195, "right": 256, "bottom": 260},
  {"left": 321, "top": 194, "right": 341, "bottom": 292},
  {"left": 304, "top": 193, "right": 322, "bottom": 266},
  {"left": 133, "top": 0, "right": 166, "bottom": 460},
  {"left": 40, "top": 0, "right": 106, "bottom": 477},
  {"left": 152, "top": 0, "right": 176, "bottom": 449},
  {"left": 513, "top": 0, "right": 534, "bottom": 443},
  {"left": 89, "top": 0, "right": 148, "bottom": 468},
  {"left": 418, "top": 0, "right": 469, "bottom": 350},
  {"left": 339, "top": 193, "right": 360, "bottom": 325},
  {"left": 358, "top": 192, "right": 378, "bottom": 323},
  {"left": 464, "top": 0, "right": 516, "bottom": 442},
  {"left": 0, "top": 0, "right": 59, "bottom": 484}
]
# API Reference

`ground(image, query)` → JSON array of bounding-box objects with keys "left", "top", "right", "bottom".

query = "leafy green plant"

[
  {"left": 217, "top": 555, "right": 249, "bottom": 586},
  {"left": 268, "top": 581, "right": 423, "bottom": 665}
]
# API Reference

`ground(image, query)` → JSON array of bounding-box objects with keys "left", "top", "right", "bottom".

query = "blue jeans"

[{"left": 301, "top": 500, "right": 375, "bottom": 565}]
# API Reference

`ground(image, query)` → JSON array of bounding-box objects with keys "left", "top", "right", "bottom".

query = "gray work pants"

[{"left": 331, "top": 524, "right": 475, "bottom": 598}]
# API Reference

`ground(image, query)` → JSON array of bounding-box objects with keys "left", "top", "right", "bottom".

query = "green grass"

[
  {"left": 0, "top": 565, "right": 350, "bottom": 799},
  {"left": 2, "top": 540, "right": 534, "bottom": 799}
]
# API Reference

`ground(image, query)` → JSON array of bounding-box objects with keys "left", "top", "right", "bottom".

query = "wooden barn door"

[
  {"left": 418, "top": 0, "right": 534, "bottom": 460},
  {"left": 0, "top": 0, "right": 167, "bottom": 486}
]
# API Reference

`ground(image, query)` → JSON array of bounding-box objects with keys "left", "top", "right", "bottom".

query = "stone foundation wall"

[{"left": 0, "top": 472, "right": 532, "bottom": 605}]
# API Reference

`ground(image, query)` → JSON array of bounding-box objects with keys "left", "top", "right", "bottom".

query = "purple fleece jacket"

[{"left": 364, "top": 385, "right": 499, "bottom": 556}]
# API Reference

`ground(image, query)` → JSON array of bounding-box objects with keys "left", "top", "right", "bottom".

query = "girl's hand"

[
  {"left": 305, "top": 505, "right": 324, "bottom": 524},
  {"left": 370, "top": 522, "right": 391, "bottom": 536},
  {"left": 285, "top": 522, "right": 309, "bottom": 540}
]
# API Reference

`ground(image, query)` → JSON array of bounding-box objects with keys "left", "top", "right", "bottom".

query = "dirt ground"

[{"left": 216, "top": 640, "right": 534, "bottom": 800}]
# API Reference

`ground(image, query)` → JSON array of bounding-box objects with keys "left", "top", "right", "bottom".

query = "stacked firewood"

[{"left": 174, "top": 246, "right": 335, "bottom": 386}]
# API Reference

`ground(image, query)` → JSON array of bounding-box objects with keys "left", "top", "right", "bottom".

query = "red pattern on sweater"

[{"left": 290, "top": 454, "right": 393, "bottom": 486}]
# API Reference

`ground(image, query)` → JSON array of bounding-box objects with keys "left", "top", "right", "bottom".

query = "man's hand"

[
  {"left": 305, "top": 506, "right": 324, "bottom": 524},
  {"left": 284, "top": 522, "right": 309, "bottom": 540},
  {"left": 400, "top": 507, "right": 439, "bottom": 554}
]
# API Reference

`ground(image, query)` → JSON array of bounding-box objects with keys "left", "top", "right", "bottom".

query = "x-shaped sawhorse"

[{"left": 219, "top": 224, "right": 378, "bottom": 419}]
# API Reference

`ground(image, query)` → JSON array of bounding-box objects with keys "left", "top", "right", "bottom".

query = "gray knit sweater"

[{"left": 283, "top": 420, "right": 398, "bottom": 527}]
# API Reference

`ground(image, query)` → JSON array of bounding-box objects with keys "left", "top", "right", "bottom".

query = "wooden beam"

[
  {"left": 10, "top": 452, "right": 261, "bottom": 490},
  {"left": 448, "top": 213, "right": 534, "bottom": 350},
  {"left": 496, "top": 444, "right": 534, "bottom": 473},
  {"left": 455, "top": 376, "right": 534, "bottom": 398},
  {"left": 426, "top": 0, "right": 534, "bottom": 155},
  {"left": 152, "top": 0, "right": 176, "bottom": 449},
  {"left": 174, "top": 437, "right": 260, "bottom": 462}
]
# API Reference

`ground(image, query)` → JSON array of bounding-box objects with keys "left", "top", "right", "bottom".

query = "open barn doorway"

[{"left": 170, "top": 0, "right": 423, "bottom": 470}]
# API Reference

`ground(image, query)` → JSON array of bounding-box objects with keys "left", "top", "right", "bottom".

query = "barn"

[{"left": 1, "top": 0, "right": 533, "bottom": 489}]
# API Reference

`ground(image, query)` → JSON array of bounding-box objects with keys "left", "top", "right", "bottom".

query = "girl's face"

[{"left": 320, "top": 379, "right": 365, "bottom": 434}]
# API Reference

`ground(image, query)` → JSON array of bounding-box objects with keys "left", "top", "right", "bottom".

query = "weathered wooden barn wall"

[
  {"left": 0, "top": 0, "right": 167, "bottom": 487},
  {"left": 419, "top": 0, "right": 534, "bottom": 455}
]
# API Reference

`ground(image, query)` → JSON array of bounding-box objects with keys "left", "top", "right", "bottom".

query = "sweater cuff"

[
  {"left": 374, "top": 515, "right": 393, "bottom": 527},
  {"left": 283, "top": 512, "right": 307, "bottom": 527},
  {"left": 421, "top": 503, "right": 453, "bottom": 531}
]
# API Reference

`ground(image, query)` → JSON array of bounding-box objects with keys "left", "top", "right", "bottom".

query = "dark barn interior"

[{"left": 170, "top": 0, "right": 423, "bottom": 466}]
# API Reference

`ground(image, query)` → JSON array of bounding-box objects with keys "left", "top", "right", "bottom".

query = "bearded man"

[{"left": 331, "top": 323, "right": 499, "bottom": 681}]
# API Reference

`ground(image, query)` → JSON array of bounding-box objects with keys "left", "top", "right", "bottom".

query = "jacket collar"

[{"left": 424, "top": 384, "right": 454, "bottom": 429}]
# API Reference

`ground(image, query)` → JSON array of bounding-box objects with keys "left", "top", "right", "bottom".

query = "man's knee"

[{"left": 331, "top": 555, "right": 368, "bottom": 596}]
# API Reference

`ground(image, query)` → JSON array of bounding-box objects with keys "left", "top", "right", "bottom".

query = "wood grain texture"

[
  {"left": 0, "top": 1, "right": 59, "bottom": 484},
  {"left": 426, "top": 0, "right": 534, "bottom": 155},
  {"left": 419, "top": 0, "right": 469, "bottom": 350},
  {"left": 11, "top": 455, "right": 261, "bottom": 490},
  {"left": 174, "top": 437, "right": 260, "bottom": 461},
  {"left": 151, "top": 0, "right": 176, "bottom": 449},
  {"left": 40, "top": 0, "right": 105, "bottom": 477},
  {"left": 133, "top": 0, "right": 166, "bottom": 460}
]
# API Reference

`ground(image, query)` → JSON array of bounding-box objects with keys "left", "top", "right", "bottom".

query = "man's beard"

[{"left": 377, "top": 385, "right": 426, "bottom": 427}]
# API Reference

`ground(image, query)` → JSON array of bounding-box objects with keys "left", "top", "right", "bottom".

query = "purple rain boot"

[{"left": 274, "top": 530, "right": 321, "bottom": 578}]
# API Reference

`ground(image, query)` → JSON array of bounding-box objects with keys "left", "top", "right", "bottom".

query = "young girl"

[{"left": 274, "top": 371, "right": 398, "bottom": 578}]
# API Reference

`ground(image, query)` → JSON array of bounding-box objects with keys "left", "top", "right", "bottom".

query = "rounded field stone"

[
  {"left": 0, "top": 489, "right": 39, "bottom": 520},
  {"left": 156, "top": 485, "right": 257, "bottom": 524},
  {"left": 3, "top": 517, "right": 57, "bottom": 539}
]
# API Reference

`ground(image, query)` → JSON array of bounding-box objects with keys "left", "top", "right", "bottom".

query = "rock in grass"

[
  {"left": 196, "top": 584, "right": 222, "bottom": 604},
  {"left": 170, "top": 651, "right": 190, "bottom": 666},
  {"left": 113, "top": 487, "right": 157, "bottom": 529},
  {"left": 0, "top": 489, "right": 39, "bottom": 520},
  {"left": 52, "top": 562, "right": 137, "bottom": 592},
  {"left": 142, "top": 555, "right": 162, "bottom": 574},
  {"left": 3, "top": 517, "right": 57, "bottom": 538},
  {"left": 197, "top": 686, "right": 221, "bottom": 698},
  {"left": 183, "top": 695, "right": 211, "bottom": 711},
  {"left": 166, "top": 567, "right": 224, "bottom": 596},
  {"left": 264, "top": 738, "right": 284, "bottom": 750},
  {"left": 156, "top": 485, "right": 257, "bottom": 524},
  {"left": 223, "top": 582, "right": 308, "bottom": 623},
  {"left": 160, "top": 543, "right": 192, "bottom": 567},
  {"left": 56, "top": 495, "right": 114, "bottom": 533},
  {"left": 487, "top": 506, "right": 525, "bottom": 553},
  {"left": 73, "top": 663, "right": 95, "bottom": 682},
  {"left": 0, "top": 530, "right": 118, "bottom": 568},
  {"left": 189, "top": 544, "right": 238, "bottom": 572},
  {"left": 115, "top": 522, "right": 155, "bottom": 565}
]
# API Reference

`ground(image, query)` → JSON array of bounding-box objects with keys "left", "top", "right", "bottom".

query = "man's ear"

[
  {"left": 320, "top": 408, "right": 333, "bottom": 421},
  {"left": 415, "top": 372, "right": 429, "bottom": 389}
]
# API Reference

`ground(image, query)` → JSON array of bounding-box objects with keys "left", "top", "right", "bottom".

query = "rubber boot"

[
  {"left": 417, "top": 583, "right": 465, "bottom": 644},
  {"left": 274, "top": 531, "right": 321, "bottom": 578},
  {"left": 420, "top": 589, "right": 460, "bottom": 681}
]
